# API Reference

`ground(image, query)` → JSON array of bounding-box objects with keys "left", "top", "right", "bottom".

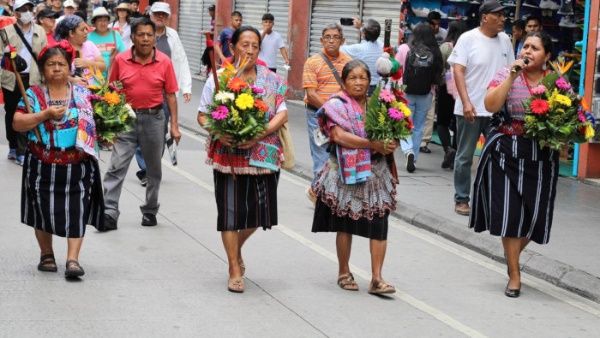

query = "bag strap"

[
  {"left": 14, "top": 25, "right": 37, "bottom": 63},
  {"left": 319, "top": 52, "right": 343, "bottom": 87}
]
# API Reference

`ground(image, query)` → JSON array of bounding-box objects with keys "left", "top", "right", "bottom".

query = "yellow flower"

[
  {"left": 103, "top": 91, "right": 121, "bottom": 105},
  {"left": 554, "top": 93, "right": 572, "bottom": 107},
  {"left": 230, "top": 107, "right": 242, "bottom": 126},
  {"left": 398, "top": 101, "right": 411, "bottom": 117},
  {"left": 585, "top": 124, "right": 595, "bottom": 139},
  {"left": 378, "top": 111, "right": 386, "bottom": 126},
  {"left": 88, "top": 84, "right": 101, "bottom": 91},
  {"left": 235, "top": 93, "right": 254, "bottom": 110}
]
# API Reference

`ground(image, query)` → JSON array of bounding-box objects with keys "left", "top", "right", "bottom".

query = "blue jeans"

[
  {"left": 306, "top": 106, "right": 329, "bottom": 183},
  {"left": 400, "top": 93, "right": 433, "bottom": 161},
  {"left": 454, "top": 115, "right": 490, "bottom": 203},
  {"left": 136, "top": 101, "right": 171, "bottom": 171}
]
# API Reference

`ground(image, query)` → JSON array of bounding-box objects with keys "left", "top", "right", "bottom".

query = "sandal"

[
  {"left": 228, "top": 277, "right": 244, "bottom": 293},
  {"left": 240, "top": 261, "right": 246, "bottom": 277},
  {"left": 337, "top": 273, "right": 359, "bottom": 291},
  {"left": 368, "top": 280, "right": 396, "bottom": 295},
  {"left": 37, "top": 254, "right": 58, "bottom": 272},
  {"left": 65, "top": 260, "right": 85, "bottom": 279}
]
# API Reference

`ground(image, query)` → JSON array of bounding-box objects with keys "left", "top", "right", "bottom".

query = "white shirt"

[
  {"left": 111, "top": 21, "right": 132, "bottom": 49},
  {"left": 258, "top": 30, "right": 285, "bottom": 69},
  {"left": 341, "top": 40, "right": 384, "bottom": 86},
  {"left": 447, "top": 28, "right": 514, "bottom": 117},
  {"left": 17, "top": 26, "right": 34, "bottom": 74},
  {"left": 435, "top": 27, "right": 448, "bottom": 45},
  {"left": 162, "top": 27, "right": 192, "bottom": 96}
]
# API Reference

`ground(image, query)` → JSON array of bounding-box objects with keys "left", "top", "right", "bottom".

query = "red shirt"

[
  {"left": 109, "top": 48, "right": 179, "bottom": 109},
  {"left": 46, "top": 32, "right": 56, "bottom": 45}
]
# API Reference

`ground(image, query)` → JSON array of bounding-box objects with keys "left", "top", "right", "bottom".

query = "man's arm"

[
  {"left": 166, "top": 93, "right": 181, "bottom": 144},
  {"left": 280, "top": 47, "right": 289, "bottom": 65},
  {"left": 452, "top": 64, "right": 475, "bottom": 123},
  {"left": 305, "top": 88, "right": 325, "bottom": 108}
]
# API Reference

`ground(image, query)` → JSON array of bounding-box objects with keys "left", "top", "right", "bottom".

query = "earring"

[{"left": 542, "top": 62, "right": 547, "bottom": 71}]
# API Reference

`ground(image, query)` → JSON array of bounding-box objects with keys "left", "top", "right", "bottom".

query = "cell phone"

[{"left": 340, "top": 17, "right": 354, "bottom": 26}]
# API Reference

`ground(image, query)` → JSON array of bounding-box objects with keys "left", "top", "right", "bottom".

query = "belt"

[
  {"left": 498, "top": 120, "right": 525, "bottom": 136},
  {"left": 134, "top": 105, "right": 163, "bottom": 114},
  {"left": 28, "top": 142, "right": 88, "bottom": 165}
]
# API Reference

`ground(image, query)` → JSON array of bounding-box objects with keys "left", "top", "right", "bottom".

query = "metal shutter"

[
  {"left": 234, "top": 0, "right": 268, "bottom": 29},
  {"left": 361, "top": 0, "right": 402, "bottom": 47},
  {"left": 309, "top": 0, "right": 361, "bottom": 56},
  {"left": 178, "top": 0, "right": 209, "bottom": 75},
  {"left": 267, "top": 0, "right": 290, "bottom": 76}
]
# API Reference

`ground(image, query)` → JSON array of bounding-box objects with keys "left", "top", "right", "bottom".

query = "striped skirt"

[
  {"left": 21, "top": 151, "right": 105, "bottom": 238},
  {"left": 213, "top": 170, "right": 279, "bottom": 231},
  {"left": 469, "top": 131, "right": 559, "bottom": 244}
]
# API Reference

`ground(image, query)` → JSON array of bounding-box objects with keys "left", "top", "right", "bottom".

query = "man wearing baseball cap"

[
  {"left": 56, "top": 0, "right": 77, "bottom": 25},
  {"left": 36, "top": 7, "right": 60, "bottom": 45},
  {"left": 0, "top": 0, "right": 47, "bottom": 165},
  {"left": 447, "top": 0, "right": 514, "bottom": 216}
]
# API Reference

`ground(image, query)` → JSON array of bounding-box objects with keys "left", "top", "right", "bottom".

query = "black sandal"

[
  {"left": 37, "top": 254, "right": 58, "bottom": 272},
  {"left": 65, "top": 260, "right": 85, "bottom": 278}
]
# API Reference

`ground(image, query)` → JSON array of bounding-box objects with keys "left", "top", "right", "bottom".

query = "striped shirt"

[
  {"left": 303, "top": 50, "right": 352, "bottom": 104},
  {"left": 341, "top": 40, "right": 383, "bottom": 85},
  {"left": 488, "top": 67, "right": 533, "bottom": 121}
]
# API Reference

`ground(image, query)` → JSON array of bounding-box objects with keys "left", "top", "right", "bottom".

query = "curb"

[{"left": 179, "top": 119, "right": 600, "bottom": 304}]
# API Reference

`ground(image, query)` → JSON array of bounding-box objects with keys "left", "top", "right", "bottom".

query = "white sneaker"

[
  {"left": 559, "top": 15, "right": 578, "bottom": 28},
  {"left": 502, "top": 0, "right": 517, "bottom": 7},
  {"left": 522, "top": 0, "right": 539, "bottom": 8},
  {"left": 539, "top": 0, "right": 560, "bottom": 10},
  {"left": 413, "top": 7, "right": 430, "bottom": 18},
  {"left": 557, "top": 0, "right": 575, "bottom": 15}
]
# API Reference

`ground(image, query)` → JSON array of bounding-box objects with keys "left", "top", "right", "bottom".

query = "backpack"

[{"left": 403, "top": 44, "right": 436, "bottom": 95}]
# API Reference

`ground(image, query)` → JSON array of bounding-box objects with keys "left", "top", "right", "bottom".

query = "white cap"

[
  {"left": 13, "top": 0, "right": 34, "bottom": 11},
  {"left": 150, "top": 2, "right": 171, "bottom": 15},
  {"left": 63, "top": 0, "right": 78, "bottom": 9},
  {"left": 92, "top": 7, "right": 111, "bottom": 21}
]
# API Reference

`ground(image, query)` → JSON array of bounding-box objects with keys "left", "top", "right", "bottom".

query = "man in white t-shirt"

[
  {"left": 447, "top": 0, "right": 514, "bottom": 216},
  {"left": 258, "top": 13, "right": 289, "bottom": 73}
]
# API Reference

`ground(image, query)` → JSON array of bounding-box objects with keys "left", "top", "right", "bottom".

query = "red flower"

[
  {"left": 227, "top": 77, "right": 248, "bottom": 92},
  {"left": 254, "top": 99, "right": 268, "bottom": 112},
  {"left": 406, "top": 117, "right": 414, "bottom": 130},
  {"left": 530, "top": 99, "right": 550, "bottom": 115}
]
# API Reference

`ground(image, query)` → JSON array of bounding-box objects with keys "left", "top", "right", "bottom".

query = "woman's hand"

[
  {"left": 44, "top": 106, "right": 67, "bottom": 121},
  {"left": 70, "top": 76, "right": 87, "bottom": 86},
  {"left": 218, "top": 133, "right": 235, "bottom": 147},
  {"left": 73, "top": 58, "right": 88, "bottom": 68},
  {"left": 237, "top": 133, "right": 264, "bottom": 149},
  {"left": 509, "top": 58, "right": 529, "bottom": 78},
  {"left": 370, "top": 140, "right": 398, "bottom": 155}
]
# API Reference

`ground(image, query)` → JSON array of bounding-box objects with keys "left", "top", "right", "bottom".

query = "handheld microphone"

[{"left": 511, "top": 58, "right": 529, "bottom": 73}]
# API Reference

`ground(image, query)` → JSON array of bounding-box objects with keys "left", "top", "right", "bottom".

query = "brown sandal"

[
  {"left": 228, "top": 278, "right": 244, "bottom": 293},
  {"left": 37, "top": 254, "right": 58, "bottom": 272},
  {"left": 337, "top": 273, "right": 359, "bottom": 291},
  {"left": 368, "top": 280, "right": 396, "bottom": 295}
]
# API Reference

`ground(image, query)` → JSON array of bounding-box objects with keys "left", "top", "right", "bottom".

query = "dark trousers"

[
  {"left": 269, "top": 68, "right": 277, "bottom": 73},
  {"left": 2, "top": 74, "right": 30, "bottom": 156}
]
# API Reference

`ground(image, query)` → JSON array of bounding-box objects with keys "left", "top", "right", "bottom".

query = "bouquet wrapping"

[
  {"left": 88, "top": 68, "right": 135, "bottom": 146},
  {"left": 523, "top": 61, "right": 595, "bottom": 150}
]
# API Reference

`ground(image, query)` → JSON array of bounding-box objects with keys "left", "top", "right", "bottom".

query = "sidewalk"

[{"left": 180, "top": 79, "right": 600, "bottom": 302}]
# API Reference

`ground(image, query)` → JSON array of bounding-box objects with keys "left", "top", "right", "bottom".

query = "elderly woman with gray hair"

[{"left": 54, "top": 15, "right": 105, "bottom": 85}]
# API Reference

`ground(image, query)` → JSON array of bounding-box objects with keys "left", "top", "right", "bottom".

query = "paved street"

[{"left": 1, "top": 79, "right": 600, "bottom": 337}]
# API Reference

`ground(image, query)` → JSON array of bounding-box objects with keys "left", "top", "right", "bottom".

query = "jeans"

[
  {"left": 453, "top": 115, "right": 490, "bottom": 203},
  {"left": 400, "top": 93, "right": 433, "bottom": 161},
  {"left": 135, "top": 101, "right": 170, "bottom": 171},
  {"left": 306, "top": 106, "right": 329, "bottom": 183},
  {"left": 104, "top": 111, "right": 166, "bottom": 219}
]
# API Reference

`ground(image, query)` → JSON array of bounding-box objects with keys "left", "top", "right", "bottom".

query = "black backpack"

[{"left": 403, "top": 44, "right": 436, "bottom": 95}]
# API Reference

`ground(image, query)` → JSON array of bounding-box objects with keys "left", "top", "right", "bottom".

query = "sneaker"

[
  {"left": 136, "top": 169, "right": 148, "bottom": 187},
  {"left": 557, "top": 0, "right": 574, "bottom": 15},
  {"left": 522, "top": 0, "right": 539, "bottom": 8},
  {"left": 419, "top": 145, "right": 432, "bottom": 154},
  {"left": 559, "top": 16, "right": 577, "bottom": 28},
  {"left": 442, "top": 148, "right": 456, "bottom": 169},
  {"left": 413, "top": 7, "right": 430, "bottom": 18},
  {"left": 100, "top": 214, "right": 118, "bottom": 232},
  {"left": 141, "top": 213, "right": 157, "bottom": 227},
  {"left": 539, "top": 0, "right": 560, "bottom": 10},
  {"left": 7, "top": 149, "right": 16, "bottom": 160},
  {"left": 502, "top": 0, "right": 517, "bottom": 7},
  {"left": 455, "top": 202, "right": 470, "bottom": 216},
  {"left": 306, "top": 187, "right": 317, "bottom": 205},
  {"left": 406, "top": 153, "right": 416, "bottom": 173},
  {"left": 15, "top": 155, "right": 25, "bottom": 166}
]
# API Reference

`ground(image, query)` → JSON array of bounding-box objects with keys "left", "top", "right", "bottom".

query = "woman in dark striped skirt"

[
  {"left": 197, "top": 27, "right": 288, "bottom": 293},
  {"left": 13, "top": 42, "right": 104, "bottom": 279},
  {"left": 470, "top": 32, "right": 557, "bottom": 298},
  {"left": 312, "top": 60, "right": 399, "bottom": 295}
]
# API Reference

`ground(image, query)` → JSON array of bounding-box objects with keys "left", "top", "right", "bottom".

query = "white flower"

[{"left": 215, "top": 91, "right": 235, "bottom": 103}]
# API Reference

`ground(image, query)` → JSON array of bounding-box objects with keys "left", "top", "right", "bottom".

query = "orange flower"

[
  {"left": 103, "top": 91, "right": 121, "bottom": 105},
  {"left": 227, "top": 77, "right": 247, "bottom": 92},
  {"left": 254, "top": 99, "right": 268, "bottom": 112}
]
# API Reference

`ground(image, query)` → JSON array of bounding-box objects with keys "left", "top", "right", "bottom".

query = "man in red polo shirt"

[{"left": 102, "top": 17, "right": 181, "bottom": 230}]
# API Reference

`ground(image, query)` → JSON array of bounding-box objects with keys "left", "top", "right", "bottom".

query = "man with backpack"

[
  {"left": 397, "top": 23, "right": 443, "bottom": 173},
  {"left": 447, "top": 0, "right": 514, "bottom": 216}
]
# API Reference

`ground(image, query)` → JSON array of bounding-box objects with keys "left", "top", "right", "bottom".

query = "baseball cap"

[
  {"left": 63, "top": 0, "right": 78, "bottom": 9},
  {"left": 479, "top": 0, "right": 505, "bottom": 15},
  {"left": 91, "top": 7, "right": 111, "bottom": 21},
  {"left": 13, "top": 0, "right": 34, "bottom": 11},
  {"left": 150, "top": 2, "right": 171, "bottom": 15},
  {"left": 37, "top": 8, "right": 60, "bottom": 20}
]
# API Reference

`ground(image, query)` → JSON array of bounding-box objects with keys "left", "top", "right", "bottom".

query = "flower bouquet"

[
  {"left": 88, "top": 68, "right": 135, "bottom": 146},
  {"left": 523, "top": 61, "right": 595, "bottom": 150},
  {"left": 204, "top": 59, "right": 268, "bottom": 144},
  {"left": 365, "top": 84, "right": 413, "bottom": 144}
]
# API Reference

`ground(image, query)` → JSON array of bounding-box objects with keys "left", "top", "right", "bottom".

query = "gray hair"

[
  {"left": 322, "top": 23, "right": 344, "bottom": 38},
  {"left": 54, "top": 15, "right": 84, "bottom": 41}
]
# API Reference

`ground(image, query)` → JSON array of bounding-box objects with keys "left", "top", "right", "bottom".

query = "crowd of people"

[{"left": 0, "top": 0, "right": 564, "bottom": 298}]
